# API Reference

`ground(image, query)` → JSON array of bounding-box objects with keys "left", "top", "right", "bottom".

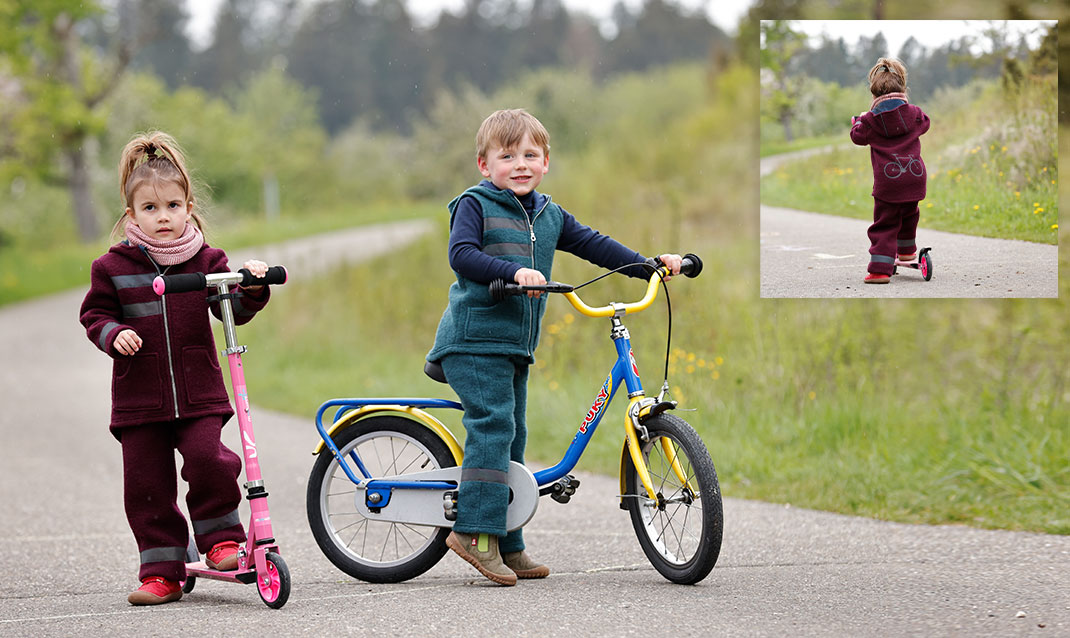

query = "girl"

[
  {"left": 80, "top": 132, "right": 271, "bottom": 605},
  {"left": 850, "top": 57, "right": 931, "bottom": 284}
]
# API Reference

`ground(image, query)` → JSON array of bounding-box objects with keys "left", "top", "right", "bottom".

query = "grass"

[
  {"left": 230, "top": 221, "right": 1070, "bottom": 535},
  {"left": 760, "top": 145, "right": 1059, "bottom": 243},
  {"left": 0, "top": 200, "right": 439, "bottom": 307},
  {"left": 759, "top": 133, "right": 845, "bottom": 158}
]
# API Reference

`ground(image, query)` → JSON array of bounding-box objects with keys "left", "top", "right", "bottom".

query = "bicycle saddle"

[{"left": 423, "top": 360, "right": 448, "bottom": 384}]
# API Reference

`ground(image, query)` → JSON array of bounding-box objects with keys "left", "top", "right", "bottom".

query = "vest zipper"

[{"left": 511, "top": 194, "right": 552, "bottom": 356}]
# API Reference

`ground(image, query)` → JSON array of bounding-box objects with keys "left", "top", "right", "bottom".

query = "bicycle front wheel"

[
  {"left": 623, "top": 413, "right": 722, "bottom": 584},
  {"left": 307, "top": 415, "right": 455, "bottom": 583}
]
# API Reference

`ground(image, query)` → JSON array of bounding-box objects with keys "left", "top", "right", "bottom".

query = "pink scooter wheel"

[{"left": 257, "top": 552, "right": 290, "bottom": 609}]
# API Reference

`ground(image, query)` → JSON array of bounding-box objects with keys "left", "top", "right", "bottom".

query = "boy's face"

[{"left": 477, "top": 132, "right": 549, "bottom": 197}]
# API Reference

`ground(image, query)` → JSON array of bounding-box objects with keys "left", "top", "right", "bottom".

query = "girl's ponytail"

[{"left": 867, "top": 57, "right": 908, "bottom": 97}]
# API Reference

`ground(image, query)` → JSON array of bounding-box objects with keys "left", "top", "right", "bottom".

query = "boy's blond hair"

[
  {"left": 475, "top": 109, "right": 550, "bottom": 159},
  {"left": 867, "top": 57, "right": 908, "bottom": 97}
]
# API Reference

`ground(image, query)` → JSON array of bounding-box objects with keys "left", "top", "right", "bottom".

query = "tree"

[
  {"left": 0, "top": 1, "right": 148, "bottom": 242},
  {"left": 760, "top": 20, "right": 806, "bottom": 142}
]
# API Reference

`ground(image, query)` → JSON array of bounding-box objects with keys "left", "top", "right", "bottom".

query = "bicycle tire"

[
  {"left": 307, "top": 415, "right": 455, "bottom": 583},
  {"left": 623, "top": 413, "right": 722, "bottom": 584}
]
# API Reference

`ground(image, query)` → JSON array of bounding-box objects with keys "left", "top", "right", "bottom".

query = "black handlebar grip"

[
  {"left": 152, "top": 272, "right": 206, "bottom": 296},
  {"left": 489, "top": 278, "right": 522, "bottom": 302},
  {"left": 681, "top": 253, "right": 703, "bottom": 278},
  {"left": 240, "top": 265, "right": 288, "bottom": 287}
]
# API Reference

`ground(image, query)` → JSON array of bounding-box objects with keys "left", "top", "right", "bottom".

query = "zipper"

[
  {"left": 511, "top": 194, "right": 552, "bottom": 356},
  {"left": 143, "top": 248, "right": 180, "bottom": 419}
]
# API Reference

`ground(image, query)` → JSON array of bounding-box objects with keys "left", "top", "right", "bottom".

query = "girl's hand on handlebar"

[
  {"left": 514, "top": 267, "right": 546, "bottom": 298},
  {"left": 114, "top": 329, "right": 142, "bottom": 356},
  {"left": 658, "top": 254, "right": 683, "bottom": 281},
  {"left": 240, "top": 259, "right": 268, "bottom": 293}
]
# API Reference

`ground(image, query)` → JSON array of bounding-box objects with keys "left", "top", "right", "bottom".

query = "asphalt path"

[
  {"left": 2, "top": 220, "right": 1068, "bottom": 637},
  {"left": 760, "top": 151, "right": 1059, "bottom": 298}
]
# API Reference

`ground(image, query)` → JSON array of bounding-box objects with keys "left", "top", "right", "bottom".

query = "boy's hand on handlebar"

[
  {"left": 240, "top": 259, "right": 268, "bottom": 293},
  {"left": 114, "top": 329, "right": 142, "bottom": 356},
  {"left": 514, "top": 267, "right": 546, "bottom": 298},
  {"left": 658, "top": 254, "right": 683, "bottom": 281}
]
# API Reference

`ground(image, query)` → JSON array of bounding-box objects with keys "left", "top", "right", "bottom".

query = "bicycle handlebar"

[
  {"left": 153, "top": 266, "right": 288, "bottom": 296},
  {"left": 490, "top": 253, "right": 701, "bottom": 317}
]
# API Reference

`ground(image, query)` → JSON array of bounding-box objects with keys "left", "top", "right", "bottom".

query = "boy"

[{"left": 426, "top": 108, "right": 681, "bottom": 585}]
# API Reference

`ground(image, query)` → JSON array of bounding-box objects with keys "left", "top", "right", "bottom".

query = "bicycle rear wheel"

[
  {"left": 307, "top": 415, "right": 455, "bottom": 583},
  {"left": 623, "top": 413, "right": 722, "bottom": 584}
]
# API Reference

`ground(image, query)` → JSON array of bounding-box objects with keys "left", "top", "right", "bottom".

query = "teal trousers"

[{"left": 439, "top": 353, "right": 529, "bottom": 553}]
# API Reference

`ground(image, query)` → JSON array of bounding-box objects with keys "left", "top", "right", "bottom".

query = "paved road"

[
  {"left": 2, "top": 222, "right": 1068, "bottom": 637},
  {"left": 760, "top": 152, "right": 1059, "bottom": 298}
]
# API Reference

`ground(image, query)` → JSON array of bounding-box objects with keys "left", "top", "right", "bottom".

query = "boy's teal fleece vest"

[{"left": 427, "top": 185, "right": 563, "bottom": 363}]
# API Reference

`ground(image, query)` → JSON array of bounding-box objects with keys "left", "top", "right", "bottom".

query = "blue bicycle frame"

[{"left": 313, "top": 318, "right": 644, "bottom": 493}]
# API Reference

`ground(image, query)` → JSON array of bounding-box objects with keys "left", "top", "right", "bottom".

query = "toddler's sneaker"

[
  {"left": 446, "top": 531, "right": 517, "bottom": 586},
  {"left": 864, "top": 272, "right": 891, "bottom": 284},
  {"left": 503, "top": 550, "right": 550, "bottom": 579},
  {"left": 128, "top": 577, "right": 182, "bottom": 605},
  {"left": 206, "top": 540, "right": 241, "bottom": 570}
]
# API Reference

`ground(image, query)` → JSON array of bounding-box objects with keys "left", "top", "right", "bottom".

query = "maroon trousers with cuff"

[
  {"left": 868, "top": 198, "right": 920, "bottom": 276},
  {"left": 119, "top": 415, "right": 246, "bottom": 581}
]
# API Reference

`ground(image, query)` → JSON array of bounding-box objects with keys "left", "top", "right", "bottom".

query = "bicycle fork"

[{"left": 611, "top": 316, "right": 694, "bottom": 502}]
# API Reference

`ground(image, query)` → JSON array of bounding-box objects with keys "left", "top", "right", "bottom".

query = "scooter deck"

[{"left": 185, "top": 561, "right": 258, "bottom": 584}]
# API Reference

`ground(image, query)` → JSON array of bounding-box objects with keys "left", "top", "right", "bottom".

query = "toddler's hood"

[{"left": 859, "top": 103, "right": 926, "bottom": 138}]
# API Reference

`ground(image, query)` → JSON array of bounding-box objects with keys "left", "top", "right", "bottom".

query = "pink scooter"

[
  {"left": 893, "top": 246, "right": 933, "bottom": 281},
  {"left": 153, "top": 266, "right": 291, "bottom": 609}
]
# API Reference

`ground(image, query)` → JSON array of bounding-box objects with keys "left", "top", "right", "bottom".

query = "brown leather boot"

[
  {"left": 503, "top": 550, "right": 550, "bottom": 579},
  {"left": 446, "top": 532, "right": 517, "bottom": 586}
]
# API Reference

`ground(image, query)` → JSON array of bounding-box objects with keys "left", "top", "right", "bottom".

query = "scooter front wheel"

[
  {"left": 921, "top": 252, "right": 933, "bottom": 281},
  {"left": 257, "top": 552, "right": 290, "bottom": 609}
]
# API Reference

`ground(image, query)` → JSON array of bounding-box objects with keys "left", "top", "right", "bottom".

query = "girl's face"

[
  {"left": 477, "top": 132, "right": 549, "bottom": 197},
  {"left": 125, "top": 180, "right": 192, "bottom": 241}
]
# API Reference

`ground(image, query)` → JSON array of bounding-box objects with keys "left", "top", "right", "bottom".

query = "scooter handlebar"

[{"left": 153, "top": 266, "right": 288, "bottom": 295}]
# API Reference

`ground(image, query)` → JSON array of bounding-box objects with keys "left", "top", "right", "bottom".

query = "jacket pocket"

[
  {"left": 113, "top": 353, "right": 164, "bottom": 411},
  {"left": 464, "top": 304, "right": 524, "bottom": 344},
  {"left": 181, "top": 345, "right": 230, "bottom": 405}
]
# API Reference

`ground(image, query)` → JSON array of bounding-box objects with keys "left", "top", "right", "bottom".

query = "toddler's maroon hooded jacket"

[
  {"left": 79, "top": 242, "right": 269, "bottom": 436},
  {"left": 851, "top": 102, "right": 930, "bottom": 203}
]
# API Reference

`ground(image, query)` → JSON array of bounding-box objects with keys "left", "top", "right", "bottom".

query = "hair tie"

[{"left": 146, "top": 143, "right": 158, "bottom": 159}]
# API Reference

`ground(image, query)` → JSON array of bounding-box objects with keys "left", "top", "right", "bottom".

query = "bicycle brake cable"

[{"left": 572, "top": 261, "right": 674, "bottom": 402}]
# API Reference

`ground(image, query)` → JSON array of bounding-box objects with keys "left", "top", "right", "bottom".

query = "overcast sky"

[
  {"left": 184, "top": 0, "right": 749, "bottom": 46},
  {"left": 788, "top": 20, "right": 1055, "bottom": 58}
]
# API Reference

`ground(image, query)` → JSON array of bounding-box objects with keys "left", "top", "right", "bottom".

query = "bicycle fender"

[{"left": 312, "top": 405, "right": 464, "bottom": 464}]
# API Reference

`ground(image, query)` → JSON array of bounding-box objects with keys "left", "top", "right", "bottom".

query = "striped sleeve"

[{"left": 79, "top": 260, "right": 132, "bottom": 358}]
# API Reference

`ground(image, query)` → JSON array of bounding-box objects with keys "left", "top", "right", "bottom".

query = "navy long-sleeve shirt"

[{"left": 448, "top": 180, "right": 649, "bottom": 283}]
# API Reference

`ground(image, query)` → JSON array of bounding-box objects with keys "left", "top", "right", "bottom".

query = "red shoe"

[
  {"left": 128, "top": 577, "right": 182, "bottom": 605},
  {"left": 206, "top": 540, "right": 241, "bottom": 570},
  {"left": 864, "top": 272, "right": 891, "bottom": 284}
]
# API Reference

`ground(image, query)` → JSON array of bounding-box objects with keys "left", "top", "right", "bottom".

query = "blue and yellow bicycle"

[{"left": 306, "top": 255, "right": 722, "bottom": 585}]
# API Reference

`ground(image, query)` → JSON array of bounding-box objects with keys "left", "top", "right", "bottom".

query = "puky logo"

[{"left": 579, "top": 377, "right": 611, "bottom": 434}]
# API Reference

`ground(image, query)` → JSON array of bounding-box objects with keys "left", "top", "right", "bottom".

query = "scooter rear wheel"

[{"left": 921, "top": 252, "right": 933, "bottom": 281}]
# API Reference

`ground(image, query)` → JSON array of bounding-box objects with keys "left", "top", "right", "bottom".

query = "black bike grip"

[
  {"left": 681, "top": 253, "right": 703, "bottom": 278},
  {"left": 153, "top": 272, "right": 206, "bottom": 296},
  {"left": 489, "top": 278, "right": 523, "bottom": 301},
  {"left": 239, "top": 266, "right": 288, "bottom": 287}
]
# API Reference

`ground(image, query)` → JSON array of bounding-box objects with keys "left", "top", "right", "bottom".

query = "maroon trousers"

[
  {"left": 867, "top": 198, "right": 920, "bottom": 275},
  {"left": 119, "top": 415, "right": 245, "bottom": 581}
]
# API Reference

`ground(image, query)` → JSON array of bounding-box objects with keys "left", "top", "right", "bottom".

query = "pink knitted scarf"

[
  {"left": 125, "top": 221, "right": 204, "bottom": 266},
  {"left": 871, "top": 92, "right": 908, "bottom": 111}
]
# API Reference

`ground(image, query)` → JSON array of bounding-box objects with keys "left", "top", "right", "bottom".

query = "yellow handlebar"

[{"left": 561, "top": 270, "right": 665, "bottom": 318}]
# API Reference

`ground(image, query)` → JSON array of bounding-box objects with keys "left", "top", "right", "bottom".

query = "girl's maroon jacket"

[
  {"left": 850, "top": 102, "right": 930, "bottom": 203},
  {"left": 79, "top": 242, "right": 269, "bottom": 436}
]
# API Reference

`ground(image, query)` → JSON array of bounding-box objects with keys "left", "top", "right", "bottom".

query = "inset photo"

[{"left": 759, "top": 20, "right": 1058, "bottom": 298}]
